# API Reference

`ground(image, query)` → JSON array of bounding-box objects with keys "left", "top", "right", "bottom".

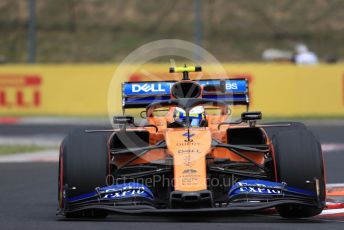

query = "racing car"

[{"left": 58, "top": 65, "right": 325, "bottom": 218}]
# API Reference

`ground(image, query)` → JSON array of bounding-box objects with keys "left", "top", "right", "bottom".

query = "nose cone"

[{"left": 165, "top": 128, "right": 211, "bottom": 192}]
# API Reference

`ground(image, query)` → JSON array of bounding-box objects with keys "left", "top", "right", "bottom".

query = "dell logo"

[{"left": 132, "top": 83, "right": 165, "bottom": 93}]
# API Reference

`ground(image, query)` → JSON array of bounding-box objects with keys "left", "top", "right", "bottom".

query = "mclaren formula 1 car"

[{"left": 58, "top": 66, "right": 325, "bottom": 218}]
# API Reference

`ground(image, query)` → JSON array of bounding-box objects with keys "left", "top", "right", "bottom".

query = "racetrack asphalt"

[{"left": 0, "top": 122, "right": 344, "bottom": 229}]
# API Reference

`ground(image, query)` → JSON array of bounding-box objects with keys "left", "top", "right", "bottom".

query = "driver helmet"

[{"left": 174, "top": 106, "right": 205, "bottom": 127}]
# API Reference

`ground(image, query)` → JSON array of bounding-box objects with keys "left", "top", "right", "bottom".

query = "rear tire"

[
  {"left": 58, "top": 129, "right": 110, "bottom": 218},
  {"left": 264, "top": 123, "right": 325, "bottom": 218}
]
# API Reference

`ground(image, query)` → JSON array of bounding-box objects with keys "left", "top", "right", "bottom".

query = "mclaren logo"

[{"left": 132, "top": 83, "right": 165, "bottom": 93}]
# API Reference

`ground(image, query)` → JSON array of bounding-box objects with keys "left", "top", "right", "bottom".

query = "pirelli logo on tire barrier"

[
  {"left": 0, "top": 64, "right": 343, "bottom": 117},
  {"left": 0, "top": 75, "right": 41, "bottom": 109}
]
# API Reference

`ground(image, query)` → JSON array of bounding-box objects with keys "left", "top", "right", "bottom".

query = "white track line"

[
  {"left": 321, "top": 143, "right": 344, "bottom": 152},
  {"left": 0, "top": 136, "right": 62, "bottom": 147},
  {"left": 0, "top": 150, "right": 58, "bottom": 163},
  {"left": 321, "top": 208, "right": 344, "bottom": 215},
  {"left": 327, "top": 183, "right": 344, "bottom": 188}
]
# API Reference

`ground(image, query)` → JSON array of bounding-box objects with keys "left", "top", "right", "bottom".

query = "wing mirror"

[
  {"left": 241, "top": 112, "right": 262, "bottom": 121},
  {"left": 113, "top": 116, "right": 134, "bottom": 125},
  {"left": 241, "top": 112, "right": 262, "bottom": 127}
]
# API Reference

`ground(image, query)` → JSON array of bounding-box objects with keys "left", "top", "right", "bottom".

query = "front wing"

[{"left": 58, "top": 180, "right": 323, "bottom": 216}]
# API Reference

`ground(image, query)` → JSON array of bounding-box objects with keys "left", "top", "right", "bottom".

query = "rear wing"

[{"left": 122, "top": 79, "right": 249, "bottom": 109}]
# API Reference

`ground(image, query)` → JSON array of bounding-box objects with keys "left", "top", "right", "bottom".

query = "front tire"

[
  {"left": 58, "top": 129, "right": 110, "bottom": 218},
  {"left": 264, "top": 123, "right": 325, "bottom": 218}
]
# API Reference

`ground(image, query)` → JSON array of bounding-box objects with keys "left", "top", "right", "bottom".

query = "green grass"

[{"left": 0, "top": 146, "right": 57, "bottom": 155}]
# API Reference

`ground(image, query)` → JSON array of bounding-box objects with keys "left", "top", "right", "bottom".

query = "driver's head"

[{"left": 174, "top": 106, "right": 205, "bottom": 127}]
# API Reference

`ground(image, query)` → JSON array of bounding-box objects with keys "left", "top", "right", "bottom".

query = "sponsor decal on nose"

[{"left": 182, "top": 132, "right": 195, "bottom": 138}]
